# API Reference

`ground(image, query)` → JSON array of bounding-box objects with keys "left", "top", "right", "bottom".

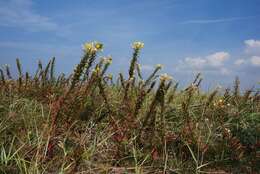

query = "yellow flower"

[
  {"left": 132, "top": 41, "right": 144, "bottom": 49},
  {"left": 160, "top": 73, "right": 172, "bottom": 81},
  {"left": 155, "top": 64, "right": 163, "bottom": 69},
  {"left": 94, "top": 42, "right": 103, "bottom": 51},
  {"left": 83, "top": 41, "right": 103, "bottom": 53},
  {"left": 83, "top": 42, "right": 93, "bottom": 52},
  {"left": 106, "top": 56, "right": 112, "bottom": 64}
]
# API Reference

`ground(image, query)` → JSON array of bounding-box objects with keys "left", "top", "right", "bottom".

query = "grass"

[{"left": 0, "top": 41, "right": 259, "bottom": 173}]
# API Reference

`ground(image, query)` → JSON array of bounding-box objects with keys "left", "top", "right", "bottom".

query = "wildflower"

[
  {"left": 103, "top": 56, "right": 112, "bottom": 65},
  {"left": 83, "top": 41, "right": 103, "bottom": 53},
  {"left": 132, "top": 41, "right": 144, "bottom": 49},
  {"left": 155, "top": 64, "right": 163, "bottom": 69},
  {"left": 94, "top": 42, "right": 103, "bottom": 51},
  {"left": 160, "top": 73, "right": 172, "bottom": 81},
  {"left": 83, "top": 42, "right": 94, "bottom": 52}
]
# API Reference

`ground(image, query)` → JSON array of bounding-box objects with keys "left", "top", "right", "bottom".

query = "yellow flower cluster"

[
  {"left": 83, "top": 41, "right": 103, "bottom": 53},
  {"left": 160, "top": 73, "right": 172, "bottom": 81},
  {"left": 132, "top": 41, "right": 144, "bottom": 49}
]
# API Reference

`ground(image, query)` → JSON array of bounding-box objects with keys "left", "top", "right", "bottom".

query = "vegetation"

[{"left": 0, "top": 41, "right": 259, "bottom": 173}]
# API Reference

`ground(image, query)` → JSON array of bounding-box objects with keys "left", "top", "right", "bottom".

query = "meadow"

[{"left": 0, "top": 41, "right": 259, "bottom": 173}]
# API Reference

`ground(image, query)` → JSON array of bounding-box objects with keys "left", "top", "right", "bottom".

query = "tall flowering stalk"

[
  {"left": 133, "top": 80, "right": 156, "bottom": 118},
  {"left": 167, "top": 82, "right": 179, "bottom": 104},
  {"left": 16, "top": 58, "right": 23, "bottom": 89},
  {"left": 144, "top": 64, "right": 163, "bottom": 86},
  {"left": 128, "top": 42, "right": 144, "bottom": 78},
  {"left": 84, "top": 42, "right": 103, "bottom": 80},
  {"left": 133, "top": 64, "right": 162, "bottom": 118},
  {"left": 100, "top": 56, "right": 112, "bottom": 76},
  {"left": 47, "top": 41, "right": 103, "bottom": 157},
  {"left": 33, "top": 60, "right": 43, "bottom": 84},
  {"left": 124, "top": 42, "right": 144, "bottom": 100},
  {"left": 140, "top": 73, "right": 172, "bottom": 143},
  {"left": 70, "top": 41, "right": 103, "bottom": 90}
]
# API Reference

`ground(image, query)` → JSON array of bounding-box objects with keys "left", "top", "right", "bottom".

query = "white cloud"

[
  {"left": 234, "top": 59, "right": 246, "bottom": 66},
  {"left": 244, "top": 39, "right": 260, "bottom": 55},
  {"left": 183, "top": 57, "right": 206, "bottom": 68},
  {"left": 206, "top": 52, "right": 230, "bottom": 67},
  {"left": 0, "top": 0, "right": 57, "bottom": 31},
  {"left": 182, "top": 51, "right": 230, "bottom": 69},
  {"left": 243, "top": 39, "right": 260, "bottom": 66},
  {"left": 250, "top": 56, "right": 260, "bottom": 66},
  {"left": 245, "top": 39, "right": 260, "bottom": 48},
  {"left": 177, "top": 51, "right": 231, "bottom": 75}
]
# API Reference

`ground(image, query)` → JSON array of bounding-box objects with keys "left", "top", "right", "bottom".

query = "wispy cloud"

[
  {"left": 181, "top": 16, "right": 258, "bottom": 24},
  {"left": 0, "top": 0, "right": 58, "bottom": 32}
]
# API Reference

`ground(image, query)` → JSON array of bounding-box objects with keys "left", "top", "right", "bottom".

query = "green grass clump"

[{"left": 0, "top": 41, "right": 259, "bottom": 173}]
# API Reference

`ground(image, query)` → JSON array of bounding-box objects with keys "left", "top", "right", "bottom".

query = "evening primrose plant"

[{"left": 0, "top": 41, "right": 259, "bottom": 173}]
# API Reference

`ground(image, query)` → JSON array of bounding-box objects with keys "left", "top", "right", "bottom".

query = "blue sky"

[{"left": 0, "top": 0, "right": 260, "bottom": 89}]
